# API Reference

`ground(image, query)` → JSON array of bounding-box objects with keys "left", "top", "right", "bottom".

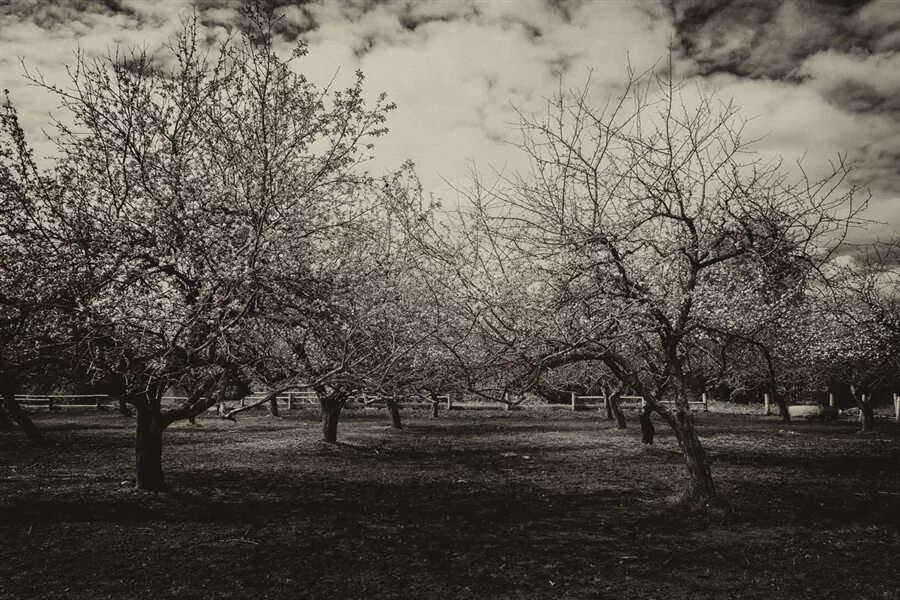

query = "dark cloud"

[
  {"left": 668, "top": 0, "right": 897, "bottom": 80},
  {"left": 0, "top": 0, "right": 142, "bottom": 29},
  {"left": 822, "top": 78, "right": 900, "bottom": 117},
  {"left": 397, "top": 10, "right": 459, "bottom": 32},
  {"left": 544, "top": 0, "right": 584, "bottom": 24},
  {"left": 668, "top": 0, "right": 900, "bottom": 229},
  {"left": 272, "top": 7, "right": 317, "bottom": 42}
]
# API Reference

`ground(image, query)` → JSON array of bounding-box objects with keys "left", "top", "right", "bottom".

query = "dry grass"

[{"left": 2, "top": 409, "right": 899, "bottom": 599}]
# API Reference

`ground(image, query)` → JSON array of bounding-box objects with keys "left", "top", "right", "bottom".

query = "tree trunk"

[
  {"left": 663, "top": 408, "right": 716, "bottom": 505},
  {"left": 850, "top": 385, "right": 875, "bottom": 434},
  {"left": 118, "top": 396, "right": 132, "bottom": 417},
  {"left": 776, "top": 394, "right": 790, "bottom": 422},
  {"left": 135, "top": 407, "right": 166, "bottom": 491},
  {"left": 677, "top": 419, "right": 716, "bottom": 504},
  {"left": 605, "top": 397, "right": 613, "bottom": 420},
  {"left": 430, "top": 399, "right": 439, "bottom": 418},
  {"left": 269, "top": 395, "right": 280, "bottom": 417},
  {"left": 658, "top": 369, "right": 716, "bottom": 503},
  {"left": 1, "top": 390, "right": 43, "bottom": 444},
  {"left": 663, "top": 406, "right": 717, "bottom": 504},
  {"left": 320, "top": 397, "right": 342, "bottom": 443},
  {"left": 0, "top": 400, "right": 12, "bottom": 430},
  {"left": 383, "top": 397, "right": 402, "bottom": 429},
  {"left": 859, "top": 403, "right": 875, "bottom": 433},
  {"left": 639, "top": 408, "right": 655, "bottom": 444},
  {"left": 609, "top": 395, "right": 626, "bottom": 429},
  {"left": 766, "top": 382, "right": 790, "bottom": 421},
  {"left": 763, "top": 354, "right": 789, "bottom": 421},
  {"left": 858, "top": 397, "right": 875, "bottom": 433}
]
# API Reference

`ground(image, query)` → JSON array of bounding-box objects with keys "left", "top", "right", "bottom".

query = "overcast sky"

[{"left": 2, "top": 0, "right": 899, "bottom": 243}]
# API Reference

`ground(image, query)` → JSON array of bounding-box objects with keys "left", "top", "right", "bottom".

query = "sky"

[{"left": 2, "top": 0, "right": 899, "bottom": 244}]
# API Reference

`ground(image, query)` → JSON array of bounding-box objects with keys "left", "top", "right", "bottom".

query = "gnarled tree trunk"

[
  {"left": 639, "top": 405, "right": 655, "bottom": 444},
  {"left": 269, "top": 395, "right": 280, "bottom": 417},
  {"left": 659, "top": 405, "right": 716, "bottom": 504},
  {"left": 859, "top": 403, "right": 875, "bottom": 433},
  {"left": 600, "top": 382, "right": 627, "bottom": 429},
  {"left": 775, "top": 391, "right": 790, "bottom": 422},
  {"left": 609, "top": 395, "right": 627, "bottom": 430},
  {"left": 320, "top": 395, "right": 343, "bottom": 443},
  {"left": 850, "top": 385, "right": 875, "bottom": 433},
  {"left": 1, "top": 388, "right": 43, "bottom": 444},
  {"left": 763, "top": 351, "right": 789, "bottom": 422},
  {"left": 652, "top": 368, "right": 717, "bottom": 505},
  {"left": 134, "top": 405, "right": 166, "bottom": 491},
  {"left": 118, "top": 396, "right": 132, "bottom": 417},
  {"left": 383, "top": 396, "right": 402, "bottom": 429},
  {"left": 0, "top": 400, "right": 12, "bottom": 430}
]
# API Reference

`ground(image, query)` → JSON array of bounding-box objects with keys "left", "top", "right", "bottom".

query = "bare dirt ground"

[{"left": 2, "top": 409, "right": 899, "bottom": 600}]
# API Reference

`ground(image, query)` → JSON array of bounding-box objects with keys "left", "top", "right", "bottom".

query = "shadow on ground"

[{"left": 2, "top": 411, "right": 898, "bottom": 600}]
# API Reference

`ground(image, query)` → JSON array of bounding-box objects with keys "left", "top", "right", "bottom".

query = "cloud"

[
  {"left": 1, "top": 0, "right": 897, "bottom": 242},
  {"left": 668, "top": 0, "right": 900, "bottom": 241},
  {"left": 800, "top": 50, "right": 900, "bottom": 116},
  {"left": 669, "top": 0, "right": 900, "bottom": 80}
]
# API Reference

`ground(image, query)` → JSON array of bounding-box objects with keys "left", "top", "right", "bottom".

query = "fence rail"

[
  {"left": 570, "top": 393, "right": 709, "bottom": 412},
  {"left": 14, "top": 394, "right": 112, "bottom": 410},
  {"left": 11, "top": 392, "right": 451, "bottom": 412},
  {"left": 13, "top": 392, "right": 710, "bottom": 412},
  {"left": 11, "top": 390, "right": 899, "bottom": 421},
  {"left": 39, "top": 391, "right": 900, "bottom": 419}
]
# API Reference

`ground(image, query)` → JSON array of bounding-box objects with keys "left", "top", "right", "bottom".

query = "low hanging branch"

[
  {"left": 161, "top": 377, "right": 249, "bottom": 427},
  {"left": 220, "top": 384, "right": 299, "bottom": 420}
]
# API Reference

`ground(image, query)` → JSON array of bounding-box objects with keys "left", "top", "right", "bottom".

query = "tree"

[
  {"left": 219, "top": 163, "right": 443, "bottom": 441},
  {"left": 0, "top": 94, "right": 82, "bottom": 444},
  {"left": 15, "top": 5, "right": 397, "bottom": 488},
  {"left": 694, "top": 255, "right": 821, "bottom": 421},
  {"left": 276, "top": 167, "right": 442, "bottom": 441},
  {"left": 452, "top": 66, "right": 862, "bottom": 504},
  {"left": 809, "top": 239, "right": 900, "bottom": 432}
]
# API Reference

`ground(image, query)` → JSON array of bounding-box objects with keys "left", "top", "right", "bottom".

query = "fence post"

[
  {"left": 763, "top": 393, "right": 770, "bottom": 416},
  {"left": 447, "top": 394, "right": 453, "bottom": 411},
  {"left": 702, "top": 392, "right": 709, "bottom": 412},
  {"left": 96, "top": 395, "right": 103, "bottom": 410},
  {"left": 894, "top": 393, "right": 899, "bottom": 422},
  {"left": 47, "top": 396, "right": 54, "bottom": 411},
  {"left": 828, "top": 392, "right": 835, "bottom": 408}
]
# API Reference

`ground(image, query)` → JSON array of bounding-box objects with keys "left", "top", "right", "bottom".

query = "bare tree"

[
  {"left": 14, "top": 4, "right": 397, "bottom": 488},
  {"left": 810, "top": 239, "right": 900, "bottom": 432},
  {"left": 451, "top": 65, "right": 863, "bottom": 504}
]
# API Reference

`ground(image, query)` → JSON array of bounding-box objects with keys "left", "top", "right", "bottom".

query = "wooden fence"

[
  {"left": 571, "top": 393, "right": 710, "bottom": 412},
  {"left": 15, "top": 391, "right": 898, "bottom": 420},
  {"left": 13, "top": 394, "right": 112, "bottom": 410}
]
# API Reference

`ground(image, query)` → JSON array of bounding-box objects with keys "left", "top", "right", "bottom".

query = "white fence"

[
  {"left": 12, "top": 391, "right": 713, "bottom": 413},
  {"left": 571, "top": 392, "right": 710, "bottom": 412},
  {"left": 12, "top": 391, "right": 899, "bottom": 420},
  {"left": 12, "top": 392, "right": 451, "bottom": 412},
  {"left": 14, "top": 394, "right": 112, "bottom": 410}
]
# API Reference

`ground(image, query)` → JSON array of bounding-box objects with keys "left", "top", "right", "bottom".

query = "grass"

[{"left": 2, "top": 409, "right": 899, "bottom": 599}]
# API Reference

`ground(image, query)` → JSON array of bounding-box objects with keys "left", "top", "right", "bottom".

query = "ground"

[{"left": 1, "top": 408, "right": 899, "bottom": 600}]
